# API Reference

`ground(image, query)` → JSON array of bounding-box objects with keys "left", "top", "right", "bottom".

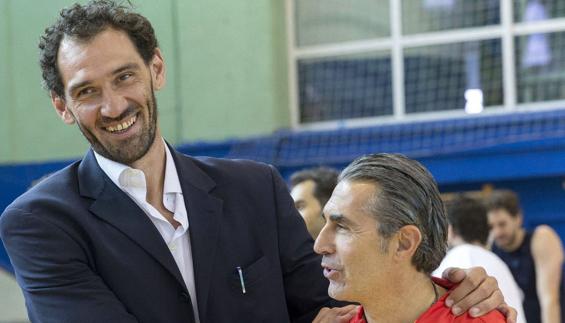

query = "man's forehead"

[
  {"left": 488, "top": 208, "right": 514, "bottom": 220},
  {"left": 323, "top": 180, "right": 377, "bottom": 217},
  {"left": 291, "top": 180, "right": 316, "bottom": 199},
  {"left": 59, "top": 29, "right": 134, "bottom": 59},
  {"left": 57, "top": 29, "right": 142, "bottom": 86}
]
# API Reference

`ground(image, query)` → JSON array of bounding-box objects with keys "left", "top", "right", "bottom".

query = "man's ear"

[
  {"left": 393, "top": 225, "right": 422, "bottom": 261},
  {"left": 150, "top": 48, "right": 166, "bottom": 91},
  {"left": 50, "top": 92, "right": 75, "bottom": 125}
]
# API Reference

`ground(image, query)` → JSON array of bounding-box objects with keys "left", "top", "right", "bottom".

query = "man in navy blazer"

[
  {"left": 2, "top": 146, "right": 331, "bottom": 322},
  {"left": 0, "top": 1, "right": 515, "bottom": 322},
  {"left": 0, "top": 1, "right": 334, "bottom": 321}
]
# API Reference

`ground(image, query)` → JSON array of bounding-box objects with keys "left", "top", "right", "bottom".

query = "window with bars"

[{"left": 287, "top": 0, "right": 565, "bottom": 126}]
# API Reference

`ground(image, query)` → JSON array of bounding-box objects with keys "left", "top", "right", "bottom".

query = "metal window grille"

[{"left": 287, "top": 0, "right": 565, "bottom": 129}]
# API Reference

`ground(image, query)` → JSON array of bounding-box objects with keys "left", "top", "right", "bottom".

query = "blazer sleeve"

[
  {"left": 0, "top": 206, "right": 138, "bottom": 323},
  {"left": 268, "top": 166, "right": 335, "bottom": 323}
]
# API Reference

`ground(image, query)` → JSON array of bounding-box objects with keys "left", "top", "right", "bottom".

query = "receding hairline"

[{"left": 330, "top": 178, "right": 384, "bottom": 219}]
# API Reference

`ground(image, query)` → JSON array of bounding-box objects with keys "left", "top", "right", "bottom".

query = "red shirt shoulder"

[
  {"left": 350, "top": 278, "right": 505, "bottom": 323},
  {"left": 416, "top": 278, "right": 506, "bottom": 322}
]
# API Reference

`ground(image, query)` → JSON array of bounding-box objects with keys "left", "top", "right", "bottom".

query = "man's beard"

[
  {"left": 506, "top": 229, "right": 519, "bottom": 246},
  {"left": 497, "top": 229, "right": 518, "bottom": 249},
  {"left": 76, "top": 89, "right": 158, "bottom": 165}
]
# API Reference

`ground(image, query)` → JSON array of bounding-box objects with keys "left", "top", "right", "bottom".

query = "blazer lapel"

[
  {"left": 77, "top": 150, "right": 186, "bottom": 290},
  {"left": 171, "top": 149, "right": 222, "bottom": 323}
]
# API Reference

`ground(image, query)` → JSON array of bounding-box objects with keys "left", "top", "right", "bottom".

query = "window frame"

[{"left": 286, "top": 0, "right": 565, "bottom": 130}]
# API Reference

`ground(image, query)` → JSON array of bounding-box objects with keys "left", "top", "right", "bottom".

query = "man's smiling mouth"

[{"left": 105, "top": 114, "right": 137, "bottom": 133}]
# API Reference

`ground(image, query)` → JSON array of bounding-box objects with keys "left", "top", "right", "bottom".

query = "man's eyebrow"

[
  {"left": 328, "top": 213, "right": 352, "bottom": 225},
  {"left": 111, "top": 63, "right": 140, "bottom": 76},
  {"left": 68, "top": 80, "right": 92, "bottom": 96}
]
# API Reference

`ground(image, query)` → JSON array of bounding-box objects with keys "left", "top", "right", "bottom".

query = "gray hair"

[{"left": 339, "top": 153, "right": 447, "bottom": 274}]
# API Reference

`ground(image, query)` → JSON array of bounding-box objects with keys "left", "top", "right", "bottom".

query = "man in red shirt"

[{"left": 314, "top": 153, "right": 506, "bottom": 323}]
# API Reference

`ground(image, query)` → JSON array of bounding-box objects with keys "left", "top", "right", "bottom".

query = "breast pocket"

[{"left": 230, "top": 256, "right": 271, "bottom": 295}]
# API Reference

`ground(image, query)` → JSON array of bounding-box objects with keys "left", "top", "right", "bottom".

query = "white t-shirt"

[{"left": 433, "top": 244, "right": 527, "bottom": 323}]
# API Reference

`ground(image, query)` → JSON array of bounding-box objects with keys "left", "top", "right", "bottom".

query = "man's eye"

[
  {"left": 77, "top": 87, "right": 96, "bottom": 97},
  {"left": 119, "top": 72, "right": 133, "bottom": 81},
  {"left": 335, "top": 223, "right": 348, "bottom": 231}
]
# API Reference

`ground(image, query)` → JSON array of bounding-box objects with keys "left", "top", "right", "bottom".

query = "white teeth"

[{"left": 106, "top": 115, "right": 137, "bottom": 133}]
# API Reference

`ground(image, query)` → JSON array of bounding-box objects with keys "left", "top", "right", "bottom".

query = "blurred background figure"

[
  {"left": 487, "top": 190, "right": 564, "bottom": 323},
  {"left": 290, "top": 167, "right": 339, "bottom": 239},
  {"left": 433, "top": 195, "right": 526, "bottom": 323}
]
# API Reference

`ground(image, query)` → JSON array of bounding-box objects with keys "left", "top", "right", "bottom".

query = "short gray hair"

[{"left": 339, "top": 153, "right": 447, "bottom": 274}]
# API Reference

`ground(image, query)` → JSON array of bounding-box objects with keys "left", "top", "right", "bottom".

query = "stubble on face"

[
  {"left": 320, "top": 181, "right": 394, "bottom": 303},
  {"left": 73, "top": 84, "right": 158, "bottom": 165},
  {"left": 496, "top": 226, "right": 518, "bottom": 249},
  {"left": 489, "top": 210, "right": 522, "bottom": 250}
]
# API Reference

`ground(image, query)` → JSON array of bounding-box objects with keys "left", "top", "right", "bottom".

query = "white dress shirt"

[{"left": 94, "top": 143, "right": 200, "bottom": 322}]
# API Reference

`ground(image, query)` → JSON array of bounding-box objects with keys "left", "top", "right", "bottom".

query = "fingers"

[
  {"left": 336, "top": 305, "right": 358, "bottom": 322},
  {"left": 336, "top": 305, "right": 358, "bottom": 319},
  {"left": 445, "top": 267, "right": 489, "bottom": 308},
  {"left": 497, "top": 303, "right": 517, "bottom": 323},
  {"left": 451, "top": 277, "right": 498, "bottom": 315},
  {"left": 313, "top": 306, "right": 358, "bottom": 323},
  {"left": 446, "top": 267, "right": 504, "bottom": 316},
  {"left": 463, "top": 289, "right": 504, "bottom": 317},
  {"left": 442, "top": 267, "right": 466, "bottom": 283},
  {"left": 334, "top": 304, "right": 358, "bottom": 314},
  {"left": 312, "top": 307, "right": 332, "bottom": 323}
]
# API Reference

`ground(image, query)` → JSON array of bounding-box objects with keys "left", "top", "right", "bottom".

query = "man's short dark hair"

[
  {"left": 290, "top": 167, "right": 339, "bottom": 208},
  {"left": 339, "top": 153, "right": 447, "bottom": 274},
  {"left": 484, "top": 189, "right": 521, "bottom": 217},
  {"left": 446, "top": 195, "right": 489, "bottom": 245},
  {"left": 39, "top": 0, "right": 158, "bottom": 98}
]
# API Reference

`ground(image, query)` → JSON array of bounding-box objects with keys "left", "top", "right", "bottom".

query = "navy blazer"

[{"left": 0, "top": 148, "right": 331, "bottom": 323}]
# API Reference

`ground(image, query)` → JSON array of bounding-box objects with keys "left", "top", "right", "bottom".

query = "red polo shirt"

[{"left": 349, "top": 277, "right": 505, "bottom": 322}]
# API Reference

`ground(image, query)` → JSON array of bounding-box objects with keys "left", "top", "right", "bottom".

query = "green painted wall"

[
  {"left": 0, "top": 0, "right": 12, "bottom": 163},
  {"left": 0, "top": 0, "right": 289, "bottom": 164},
  {"left": 176, "top": 0, "right": 289, "bottom": 141}
]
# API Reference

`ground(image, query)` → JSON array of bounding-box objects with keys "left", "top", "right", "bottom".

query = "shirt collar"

[
  {"left": 163, "top": 143, "right": 182, "bottom": 195},
  {"left": 93, "top": 139, "right": 182, "bottom": 195},
  {"left": 94, "top": 150, "right": 132, "bottom": 189}
]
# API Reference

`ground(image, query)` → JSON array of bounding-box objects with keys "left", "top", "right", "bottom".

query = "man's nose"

[
  {"left": 491, "top": 227, "right": 502, "bottom": 238},
  {"left": 313, "top": 226, "right": 334, "bottom": 255},
  {"left": 100, "top": 89, "right": 128, "bottom": 118}
]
